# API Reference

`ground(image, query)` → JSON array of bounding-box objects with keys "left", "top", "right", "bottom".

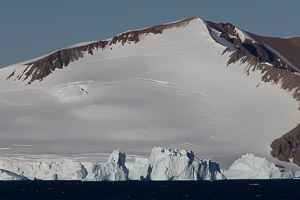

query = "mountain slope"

[
  {"left": 0, "top": 17, "right": 300, "bottom": 170},
  {"left": 248, "top": 34, "right": 300, "bottom": 71}
]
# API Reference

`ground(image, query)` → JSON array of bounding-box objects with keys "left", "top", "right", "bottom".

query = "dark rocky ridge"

[
  {"left": 248, "top": 34, "right": 300, "bottom": 71},
  {"left": 7, "top": 17, "right": 197, "bottom": 85},
  {"left": 205, "top": 21, "right": 295, "bottom": 72}
]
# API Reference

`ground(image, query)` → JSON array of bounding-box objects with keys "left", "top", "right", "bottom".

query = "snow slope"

[{"left": 0, "top": 17, "right": 299, "bottom": 171}]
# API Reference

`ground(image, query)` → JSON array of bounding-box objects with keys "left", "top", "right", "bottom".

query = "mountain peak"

[
  {"left": 6, "top": 17, "right": 199, "bottom": 85},
  {"left": 6, "top": 17, "right": 300, "bottom": 86}
]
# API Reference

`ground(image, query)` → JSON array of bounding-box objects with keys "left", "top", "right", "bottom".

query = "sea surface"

[{"left": 0, "top": 179, "right": 300, "bottom": 200}]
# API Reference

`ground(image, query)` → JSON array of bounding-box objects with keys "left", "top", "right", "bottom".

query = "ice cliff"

[
  {"left": 222, "top": 153, "right": 294, "bottom": 179},
  {"left": 0, "top": 147, "right": 224, "bottom": 181},
  {"left": 84, "top": 149, "right": 128, "bottom": 181},
  {"left": 129, "top": 147, "right": 224, "bottom": 180},
  {"left": 0, "top": 149, "right": 293, "bottom": 181},
  {"left": 0, "top": 150, "right": 128, "bottom": 181},
  {"left": 0, "top": 158, "right": 88, "bottom": 180}
]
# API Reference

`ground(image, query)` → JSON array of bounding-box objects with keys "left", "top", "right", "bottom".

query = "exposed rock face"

[
  {"left": 249, "top": 34, "right": 300, "bottom": 71},
  {"left": 239, "top": 54, "right": 300, "bottom": 103},
  {"left": 6, "top": 17, "right": 197, "bottom": 85},
  {"left": 271, "top": 124, "right": 300, "bottom": 166},
  {"left": 206, "top": 21, "right": 295, "bottom": 72}
]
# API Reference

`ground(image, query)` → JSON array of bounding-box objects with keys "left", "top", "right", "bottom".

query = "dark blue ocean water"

[{"left": 0, "top": 179, "right": 300, "bottom": 200}]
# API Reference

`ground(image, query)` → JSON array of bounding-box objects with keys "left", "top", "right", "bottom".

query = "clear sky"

[{"left": 0, "top": 0, "right": 299, "bottom": 68}]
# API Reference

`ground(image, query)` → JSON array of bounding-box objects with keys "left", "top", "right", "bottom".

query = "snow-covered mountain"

[{"left": 1, "top": 17, "right": 300, "bottom": 172}]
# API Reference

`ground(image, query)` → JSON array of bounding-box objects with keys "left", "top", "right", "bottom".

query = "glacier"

[
  {"left": 0, "top": 147, "right": 225, "bottom": 181},
  {"left": 0, "top": 157, "right": 87, "bottom": 180},
  {"left": 0, "top": 147, "right": 296, "bottom": 181},
  {"left": 129, "top": 147, "right": 224, "bottom": 181}
]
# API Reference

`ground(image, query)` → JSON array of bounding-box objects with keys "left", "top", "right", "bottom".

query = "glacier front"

[
  {"left": 0, "top": 147, "right": 225, "bottom": 181},
  {"left": 0, "top": 147, "right": 295, "bottom": 181}
]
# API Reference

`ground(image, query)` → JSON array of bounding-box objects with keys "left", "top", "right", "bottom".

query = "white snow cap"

[{"left": 223, "top": 153, "right": 294, "bottom": 179}]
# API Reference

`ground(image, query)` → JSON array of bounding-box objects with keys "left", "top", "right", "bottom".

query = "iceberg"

[
  {"left": 222, "top": 153, "right": 294, "bottom": 179},
  {"left": 0, "top": 158, "right": 87, "bottom": 180},
  {"left": 0, "top": 147, "right": 225, "bottom": 181},
  {"left": 0, "top": 150, "right": 128, "bottom": 181},
  {"left": 3, "top": 149, "right": 293, "bottom": 181},
  {"left": 128, "top": 147, "right": 225, "bottom": 180},
  {"left": 84, "top": 149, "right": 128, "bottom": 181},
  {"left": 128, "top": 157, "right": 150, "bottom": 180}
]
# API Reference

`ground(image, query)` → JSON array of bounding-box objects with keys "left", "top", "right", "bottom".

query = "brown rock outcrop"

[
  {"left": 271, "top": 124, "right": 300, "bottom": 166},
  {"left": 206, "top": 21, "right": 293, "bottom": 72},
  {"left": 248, "top": 34, "right": 300, "bottom": 71},
  {"left": 206, "top": 21, "right": 300, "bottom": 105}
]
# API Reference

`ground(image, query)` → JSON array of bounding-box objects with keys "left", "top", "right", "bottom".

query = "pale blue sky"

[{"left": 0, "top": 0, "right": 299, "bottom": 68}]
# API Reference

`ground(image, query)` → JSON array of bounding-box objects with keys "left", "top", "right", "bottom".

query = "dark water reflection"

[{"left": 0, "top": 179, "right": 299, "bottom": 200}]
